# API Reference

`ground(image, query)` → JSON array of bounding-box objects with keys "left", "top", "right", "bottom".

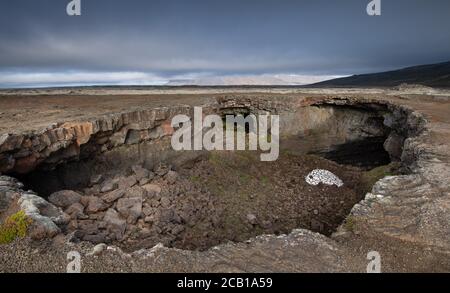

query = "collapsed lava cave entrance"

[{"left": 10, "top": 101, "right": 405, "bottom": 251}]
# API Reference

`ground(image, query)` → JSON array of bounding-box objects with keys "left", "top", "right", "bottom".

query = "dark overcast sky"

[{"left": 0, "top": 0, "right": 449, "bottom": 87}]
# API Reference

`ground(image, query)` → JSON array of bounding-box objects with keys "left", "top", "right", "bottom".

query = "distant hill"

[
  {"left": 309, "top": 61, "right": 450, "bottom": 88},
  {"left": 167, "top": 74, "right": 342, "bottom": 86}
]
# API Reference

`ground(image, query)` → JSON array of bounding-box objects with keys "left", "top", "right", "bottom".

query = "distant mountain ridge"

[
  {"left": 166, "top": 74, "right": 342, "bottom": 86},
  {"left": 309, "top": 61, "right": 450, "bottom": 88}
]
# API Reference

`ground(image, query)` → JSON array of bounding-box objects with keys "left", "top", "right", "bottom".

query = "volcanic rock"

[{"left": 48, "top": 190, "right": 82, "bottom": 208}]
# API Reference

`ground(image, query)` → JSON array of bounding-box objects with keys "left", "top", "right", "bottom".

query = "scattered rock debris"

[{"left": 42, "top": 151, "right": 365, "bottom": 252}]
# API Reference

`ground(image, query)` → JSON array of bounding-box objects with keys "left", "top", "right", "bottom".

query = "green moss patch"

[{"left": 0, "top": 210, "right": 32, "bottom": 244}]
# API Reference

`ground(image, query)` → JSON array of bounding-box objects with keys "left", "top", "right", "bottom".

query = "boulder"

[
  {"left": 101, "top": 189, "right": 125, "bottom": 203},
  {"left": 131, "top": 165, "right": 150, "bottom": 181},
  {"left": 100, "top": 179, "right": 118, "bottom": 193},
  {"left": 116, "top": 197, "right": 142, "bottom": 224},
  {"left": 48, "top": 190, "right": 82, "bottom": 208},
  {"left": 126, "top": 185, "right": 145, "bottom": 198},
  {"left": 85, "top": 196, "right": 109, "bottom": 213},
  {"left": 80, "top": 196, "right": 90, "bottom": 207},
  {"left": 142, "top": 183, "right": 162, "bottom": 197},
  {"left": 103, "top": 208, "right": 126, "bottom": 240},
  {"left": 65, "top": 202, "right": 86, "bottom": 220},
  {"left": 117, "top": 176, "right": 137, "bottom": 190},
  {"left": 18, "top": 193, "right": 64, "bottom": 240},
  {"left": 90, "top": 243, "right": 107, "bottom": 255},
  {"left": 77, "top": 220, "right": 99, "bottom": 235},
  {"left": 0, "top": 189, "right": 19, "bottom": 213}
]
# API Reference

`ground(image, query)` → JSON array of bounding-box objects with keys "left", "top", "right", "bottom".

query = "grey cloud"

[{"left": 0, "top": 0, "right": 449, "bottom": 87}]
